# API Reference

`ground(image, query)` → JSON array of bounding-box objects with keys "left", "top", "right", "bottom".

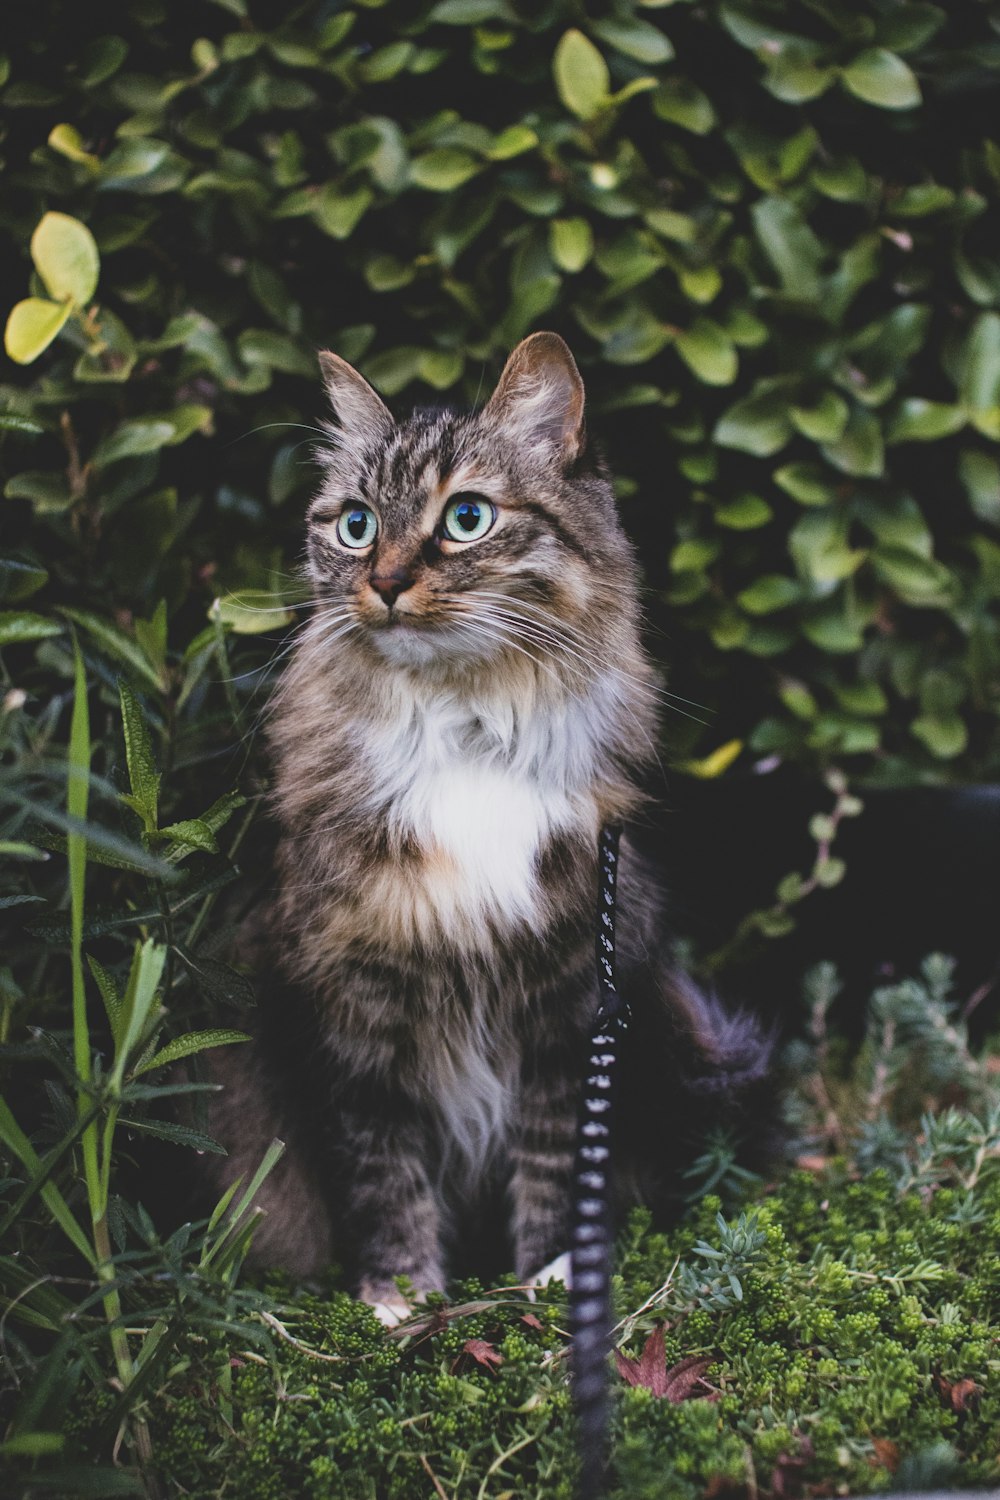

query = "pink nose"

[{"left": 369, "top": 571, "right": 414, "bottom": 607}]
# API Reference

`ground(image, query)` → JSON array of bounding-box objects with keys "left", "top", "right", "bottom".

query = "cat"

[{"left": 207, "top": 332, "right": 773, "bottom": 1323}]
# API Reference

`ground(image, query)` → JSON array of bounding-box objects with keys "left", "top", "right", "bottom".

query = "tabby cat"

[{"left": 209, "top": 333, "right": 772, "bottom": 1322}]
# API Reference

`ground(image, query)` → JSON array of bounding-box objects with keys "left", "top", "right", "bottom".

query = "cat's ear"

[
  {"left": 483, "top": 332, "right": 585, "bottom": 464},
  {"left": 318, "top": 351, "right": 394, "bottom": 438}
]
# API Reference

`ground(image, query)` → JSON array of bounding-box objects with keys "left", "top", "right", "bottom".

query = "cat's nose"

[{"left": 369, "top": 570, "right": 414, "bottom": 608}]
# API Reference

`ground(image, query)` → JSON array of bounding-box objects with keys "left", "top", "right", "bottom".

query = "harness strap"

[{"left": 569, "top": 824, "right": 628, "bottom": 1500}]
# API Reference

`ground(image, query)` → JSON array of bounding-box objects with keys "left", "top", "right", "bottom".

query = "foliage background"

[{"left": 4, "top": 0, "right": 1000, "bottom": 793}]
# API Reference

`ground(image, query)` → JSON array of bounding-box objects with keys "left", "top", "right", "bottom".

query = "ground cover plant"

[
  {"left": 3, "top": 0, "right": 1000, "bottom": 1495},
  {"left": 6, "top": 952, "right": 1000, "bottom": 1497}
]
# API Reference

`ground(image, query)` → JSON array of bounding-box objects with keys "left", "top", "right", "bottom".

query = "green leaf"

[
  {"left": 714, "top": 386, "right": 794, "bottom": 457},
  {"left": 958, "top": 448, "right": 1000, "bottom": 526},
  {"left": 87, "top": 955, "right": 124, "bottom": 1042},
  {"left": 210, "top": 590, "right": 295, "bottom": 634},
  {"left": 134, "top": 1028, "right": 250, "bottom": 1076},
  {"left": 112, "top": 940, "right": 167, "bottom": 1089},
  {"left": 158, "top": 818, "right": 218, "bottom": 855},
  {"left": 774, "top": 463, "right": 839, "bottom": 506},
  {"left": 888, "top": 400, "right": 966, "bottom": 442},
  {"left": 417, "top": 349, "right": 463, "bottom": 389},
  {"left": 120, "top": 1116, "right": 226, "bottom": 1154},
  {"left": 313, "top": 185, "right": 373, "bottom": 239},
  {"left": 958, "top": 313, "right": 1000, "bottom": 412},
  {"left": 871, "top": 547, "right": 955, "bottom": 605},
  {"left": 47, "top": 123, "right": 100, "bottom": 170},
  {"left": 0, "top": 557, "right": 48, "bottom": 602},
  {"left": 764, "top": 48, "right": 836, "bottom": 104},
  {"left": 842, "top": 48, "right": 921, "bottom": 110},
  {"left": 652, "top": 77, "right": 715, "bottom": 134},
  {"left": 801, "top": 607, "right": 865, "bottom": 653},
  {"left": 715, "top": 493, "right": 773, "bottom": 530},
  {"left": 199, "top": 789, "right": 248, "bottom": 835},
  {"left": 674, "top": 319, "right": 738, "bottom": 386},
  {"left": 5, "top": 470, "right": 72, "bottom": 512},
  {"left": 430, "top": 0, "right": 515, "bottom": 21},
  {"left": 0, "top": 611, "right": 61, "bottom": 645},
  {"left": 549, "top": 217, "right": 593, "bottom": 273},
  {"left": 0, "top": 1097, "right": 94, "bottom": 1264},
  {"left": 752, "top": 197, "right": 823, "bottom": 301},
  {"left": 553, "top": 29, "right": 611, "bottom": 121},
  {"left": 790, "top": 512, "right": 866, "bottom": 587},
  {"left": 487, "top": 125, "right": 538, "bottom": 161},
  {"left": 737, "top": 574, "right": 801, "bottom": 614},
  {"left": 61, "top": 607, "right": 164, "bottom": 689},
  {"left": 410, "top": 149, "right": 481, "bottom": 191},
  {"left": 118, "top": 680, "right": 160, "bottom": 833},
  {"left": 790, "top": 392, "right": 849, "bottom": 443},
  {"left": 821, "top": 406, "right": 884, "bottom": 477},
  {"left": 4, "top": 299, "right": 71, "bottom": 364},
  {"left": 0, "top": 413, "right": 46, "bottom": 436},
  {"left": 30, "top": 212, "right": 100, "bottom": 305},
  {"left": 590, "top": 17, "right": 673, "bottom": 64},
  {"left": 92, "top": 420, "right": 176, "bottom": 467},
  {"left": 911, "top": 713, "right": 967, "bottom": 759}
]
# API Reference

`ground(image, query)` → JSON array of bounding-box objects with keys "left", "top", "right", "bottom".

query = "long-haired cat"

[{"left": 208, "top": 332, "right": 772, "bottom": 1321}]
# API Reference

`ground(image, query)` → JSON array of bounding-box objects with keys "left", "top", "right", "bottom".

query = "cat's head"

[{"left": 307, "top": 333, "right": 639, "bottom": 675}]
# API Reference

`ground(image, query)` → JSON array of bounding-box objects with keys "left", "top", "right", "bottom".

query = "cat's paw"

[
  {"left": 357, "top": 1280, "right": 419, "bottom": 1327},
  {"left": 529, "top": 1251, "right": 572, "bottom": 1294}
]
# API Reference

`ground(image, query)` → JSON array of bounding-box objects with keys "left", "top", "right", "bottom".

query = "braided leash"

[{"left": 569, "top": 824, "right": 628, "bottom": 1500}]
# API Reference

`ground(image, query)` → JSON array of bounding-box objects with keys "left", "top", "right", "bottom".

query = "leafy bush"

[{"left": 2, "top": 0, "right": 1000, "bottom": 787}]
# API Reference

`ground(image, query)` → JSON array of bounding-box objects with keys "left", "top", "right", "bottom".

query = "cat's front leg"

[
  {"left": 509, "top": 1046, "right": 579, "bottom": 1281},
  {"left": 335, "top": 1090, "right": 445, "bottom": 1324}
]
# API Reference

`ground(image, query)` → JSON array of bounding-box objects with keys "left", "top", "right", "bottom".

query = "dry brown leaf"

[
  {"left": 936, "top": 1374, "right": 981, "bottom": 1412},
  {"left": 870, "top": 1437, "right": 900, "bottom": 1472},
  {"left": 455, "top": 1338, "right": 503, "bottom": 1374},
  {"left": 614, "top": 1327, "right": 712, "bottom": 1401}
]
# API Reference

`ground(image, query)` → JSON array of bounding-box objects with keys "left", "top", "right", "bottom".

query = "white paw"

[
  {"left": 370, "top": 1299, "right": 410, "bottom": 1328},
  {"left": 533, "top": 1251, "right": 572, "bottom": 1290},
  {"left": 357, "top": 1283, "right": 413, "bottom": 1327}
]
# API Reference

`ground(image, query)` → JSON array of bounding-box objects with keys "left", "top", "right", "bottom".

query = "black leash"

[{"left": 569, "top": 823, "right": 628, "bottom": 1500}]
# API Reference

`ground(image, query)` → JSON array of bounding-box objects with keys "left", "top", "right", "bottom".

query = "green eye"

[
  {"left": 336, "top": 505, "right": 378, "bottom": 549},
  {"left": 442, "top": 494, "right": 496, "bottom": 543}
]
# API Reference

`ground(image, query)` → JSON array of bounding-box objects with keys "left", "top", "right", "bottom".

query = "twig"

[
  {"left": 257, "top": 1310, "right": 345, "bottom": 1363},
  {"left": 420, "top": 1452, "right": 451, "bottom": 1500}
]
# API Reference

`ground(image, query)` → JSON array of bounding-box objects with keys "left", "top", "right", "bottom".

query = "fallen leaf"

[
  {"left": 614, "top": 1327, "right": 712, "bottom": 1401},
  {"left": 521, "top": 1312, "right": 544, "bottom": 1331},
  {"left": 454, "top": 1338, "right": 503, "bottom": 1374},
  {"left": 870, "top": 1437, "right": 900, "bottom": 1472},
  {"left": 936, "top": 1374, "right": 981, "bottom": 1412}
]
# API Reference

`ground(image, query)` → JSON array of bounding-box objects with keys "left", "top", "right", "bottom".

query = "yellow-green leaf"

[
  {"left": 677, "top": 739, "right": 743, "bottom": 779},
  {"left": 47, "top": 124, "right": 100, "bottom": 171},
  {"left": 30, "top": 212, "right": 100, "bottom": 306},
  {"left": 4, "top": 299, "right": 71, "bottom": 364},
  {"left": 554, "top": 29, "right": 610, "bottom": 121}
]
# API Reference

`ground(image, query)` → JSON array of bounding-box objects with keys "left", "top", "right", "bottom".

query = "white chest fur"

[{"left": 362, "top": 682, "right": 604, "bottom": 942}]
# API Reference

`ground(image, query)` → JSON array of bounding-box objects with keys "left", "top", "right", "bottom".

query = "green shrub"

[{"left": 2, "top": 0, "right": 999, "bottom": 786}]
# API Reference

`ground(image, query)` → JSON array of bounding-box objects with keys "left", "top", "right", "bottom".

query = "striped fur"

[{"left": 204, "top": 335, "right": 775, "bottom": 1367}]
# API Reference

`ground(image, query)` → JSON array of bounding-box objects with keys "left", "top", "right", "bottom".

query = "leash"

[{"left": 569, "top": 823, "right": 627, "bottom": 1500}]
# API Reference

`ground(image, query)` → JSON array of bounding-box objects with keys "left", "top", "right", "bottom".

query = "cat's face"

[{"left": 306, "top": 334, "right": 635, "bottom": 673}]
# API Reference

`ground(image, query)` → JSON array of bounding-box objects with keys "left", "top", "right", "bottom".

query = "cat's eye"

[
  {"left": 442, "top": 494, "right": 496, "bottom": 543},
  {"left": 336, "top": 505, "right": 378, "bottom": 549}
]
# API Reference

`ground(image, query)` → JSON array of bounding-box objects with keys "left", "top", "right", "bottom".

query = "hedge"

[{"left": 2, "top": 0, "right": 1000, "bottom": 788}]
